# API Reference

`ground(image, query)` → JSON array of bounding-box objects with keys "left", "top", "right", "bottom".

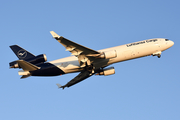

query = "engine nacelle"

[
  {"left": 99, "top": 50, "right": 117, "bottom": 59},
  {"left": 10, "top": 54, "right": 47, "bottom": 68},
  {"left": 28, "top": 54, "right": 47, "bottom": 65},
  {"left": 96, "top": 67, "right": 115, "bottom": 76}
]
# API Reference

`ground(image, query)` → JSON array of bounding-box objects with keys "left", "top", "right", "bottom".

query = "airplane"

[{"left": 9, "top": 31, "right": 174, "bottom": 89}]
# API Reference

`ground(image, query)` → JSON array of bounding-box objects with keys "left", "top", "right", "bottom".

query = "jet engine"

[
  {"left": 99, "top": 50, "right": 117, "bottom": 59},
  {"left": 10, "top": 54, "right": 47, "bottom": 68},
  {"left": 96, "top": 67, "right": 115, "bottom": 76}
]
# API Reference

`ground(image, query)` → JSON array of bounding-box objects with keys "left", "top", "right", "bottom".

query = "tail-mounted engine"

[
  {"left": 10, "top": 54, "right": 47, "bottom": 68},
  {"left": 96, "top": 67, "right": 115, "bottom": 76}
]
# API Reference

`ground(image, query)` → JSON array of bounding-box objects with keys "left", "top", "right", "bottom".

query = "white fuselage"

[{"left": 49, "top": 38, "right": 174, "bottom": 74}]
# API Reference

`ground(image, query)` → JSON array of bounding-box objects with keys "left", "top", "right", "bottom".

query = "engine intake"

[{"left": 96, "top": 67, "right": 115, "bottom": 76}]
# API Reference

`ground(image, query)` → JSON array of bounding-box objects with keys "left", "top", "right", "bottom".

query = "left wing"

[
  {"left": 50, "top": 31, "right": 100, "bottom": 56},
  {"left": 50, "top": 31, "right": 102, "bottom": 67}
]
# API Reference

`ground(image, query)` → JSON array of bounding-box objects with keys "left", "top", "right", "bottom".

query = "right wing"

[{"left": 57, "top": 70, "right": 94, "bottom": 89}]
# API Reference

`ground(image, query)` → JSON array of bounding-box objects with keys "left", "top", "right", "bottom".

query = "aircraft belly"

[
  {"left": 31, "top": 65, "right": 65, "bottom": 76},
  {"left": 58, "top": 65, "right": 81, "bottom": 74},
  {"left": 49, "top": 56, "right": 81, "bottom": 74},
  {"left": 55, "top": 62, "right": 81, "bottom": 74}
]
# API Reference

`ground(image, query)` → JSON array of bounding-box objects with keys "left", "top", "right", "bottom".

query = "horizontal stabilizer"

[
  {"left": 16, "top": 60, "right": 40, "bottom": 71},
  {"left": 21, "top": 75, "right": 31, "bottom": 79}
]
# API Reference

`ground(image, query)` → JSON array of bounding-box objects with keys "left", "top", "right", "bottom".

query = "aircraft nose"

[
  {"left": 170, "top": 41, "right": 174, "bottom": 47},
  {"left": 165, "top": 40, "right": 174, "bottom": 48}
]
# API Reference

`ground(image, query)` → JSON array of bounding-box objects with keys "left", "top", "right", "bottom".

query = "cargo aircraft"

[{"left": 9, "top": 31, "right": 174, "bottom": 89}]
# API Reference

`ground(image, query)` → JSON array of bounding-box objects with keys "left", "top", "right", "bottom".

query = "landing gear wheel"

[
  {"left": 85, "top": 64, "right": 95, "bottom": 74},
  {"left": 158, "top": 55, "right": 161, "bottom": 58}
]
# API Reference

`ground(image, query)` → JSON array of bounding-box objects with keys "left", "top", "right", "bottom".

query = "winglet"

[
  {"left": 56, "top": 83, "right": 62, "bottom": 89},
  {"left": 50, "top": 31, "right": 60, "bottom": 38}
]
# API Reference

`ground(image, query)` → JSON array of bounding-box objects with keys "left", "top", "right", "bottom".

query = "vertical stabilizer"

[{"left": 10, "top": 45, "right": 35, "bottom": 60}]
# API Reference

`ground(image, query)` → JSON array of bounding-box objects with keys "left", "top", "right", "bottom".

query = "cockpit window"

[{"left": 165, "top": 39, "right": 169, "bottom": 41}]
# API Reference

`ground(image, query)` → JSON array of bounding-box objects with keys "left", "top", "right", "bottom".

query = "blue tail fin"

[{"left": 10, "top": 45, "right": 35, "bottom": 60}]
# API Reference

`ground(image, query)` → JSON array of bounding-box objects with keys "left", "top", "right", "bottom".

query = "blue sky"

[{"left": 1, "top": 0, "right": 180, "bottom": 120}]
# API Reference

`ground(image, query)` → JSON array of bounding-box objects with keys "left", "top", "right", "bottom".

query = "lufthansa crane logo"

[{"left": 17, "top": 50, "right": 27, "bottom": 59}]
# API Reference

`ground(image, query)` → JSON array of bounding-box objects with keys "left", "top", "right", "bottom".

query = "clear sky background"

[{"left": 0, "top": 0, "right": 180, "bottom": 120}]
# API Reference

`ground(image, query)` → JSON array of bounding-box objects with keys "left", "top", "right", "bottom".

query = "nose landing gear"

[
  {"left": 152, "top": 51, "right": 162, "bottom": 58},
  {"left": 157, "top": 54, "right": 161, "bottom": 58}
]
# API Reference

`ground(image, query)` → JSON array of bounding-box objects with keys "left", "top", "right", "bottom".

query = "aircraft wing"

[
  {"left": 56, "top": 70, "right": 94, "bottom": 89},
  {"left": 50, "top": 31, "right": 100, "bottom": 56}
]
